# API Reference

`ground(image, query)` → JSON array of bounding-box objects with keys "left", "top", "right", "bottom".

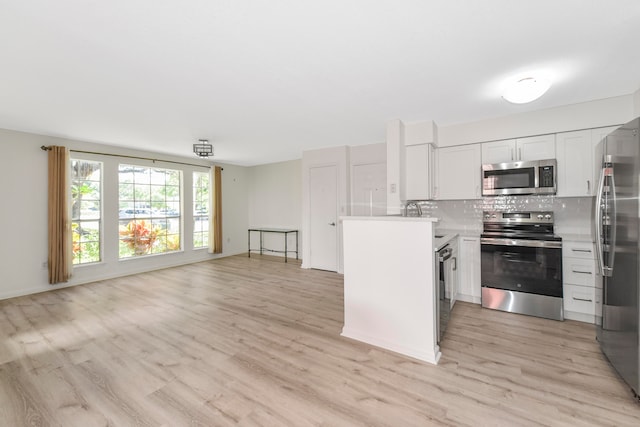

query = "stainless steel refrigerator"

[{"left": 594, "top": 117, "right": 640, "bottom": 398}]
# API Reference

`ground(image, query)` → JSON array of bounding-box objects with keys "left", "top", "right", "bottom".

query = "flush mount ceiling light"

[
  {"left": 193, "top": 139, "right": 213, "bottom": 158},
  {"left": 502, "top": 77, "right": 551, "bottom": 104}
]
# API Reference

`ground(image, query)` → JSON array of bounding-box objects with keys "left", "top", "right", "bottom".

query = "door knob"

[{"left": 328, "top": 222, "right": 336, "bottom": 226}]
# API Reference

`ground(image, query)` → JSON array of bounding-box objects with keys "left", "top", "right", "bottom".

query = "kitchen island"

[{"left": 341, "top": 215, "right": 441, "bottom": 364}]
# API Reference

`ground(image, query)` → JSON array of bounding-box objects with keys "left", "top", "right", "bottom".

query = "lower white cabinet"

[
  {"left": 562, "top": 239, "right": 601, "bottom": 323},
  {"left": 457, "top": 236, "right": 481, "bottom": 304}
]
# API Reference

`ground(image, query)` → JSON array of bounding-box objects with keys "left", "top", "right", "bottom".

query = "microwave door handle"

[{"left": 595, "top": 166, "right": 606, "bottom": 276}]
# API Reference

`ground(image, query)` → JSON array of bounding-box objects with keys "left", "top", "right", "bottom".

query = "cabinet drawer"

[
  {"left": 563, "top": 241, "right": 595, "bottom": 260},
  {"left": 564, "top": 284, "right": 596, "bottom": 315},
  {"left": 563, "top": 258, "right": 597, "bottom": 286}
]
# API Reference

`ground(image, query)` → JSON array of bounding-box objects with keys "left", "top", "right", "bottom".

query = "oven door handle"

[{"left": 480, "top": 237, "right": 562, "bottom": 249}]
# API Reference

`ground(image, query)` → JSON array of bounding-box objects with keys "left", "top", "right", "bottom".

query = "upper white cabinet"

[
  {"left": 481, "top": 139, "right": 516, "bottom": 164},
  {"left": 481, "top": 134, "right": 556, "bottom": 164},
  {"left": 555, "top": 126, "right": 618, "bottom": 197},
  {"left": 404, "top": 143, "right": 434, "bottom": 200},
  {"left": 434, "top": 144, "right": 482, "bottom": 200},
  {"left": 556, "top": 130, "right": 595, "bottom": 197}
]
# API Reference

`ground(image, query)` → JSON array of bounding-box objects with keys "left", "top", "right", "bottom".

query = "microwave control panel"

[{"left": 539, "top": 166, "right": 554, "bottom": 187}]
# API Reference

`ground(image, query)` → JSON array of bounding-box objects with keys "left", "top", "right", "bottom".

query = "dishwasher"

[{"left": 437, "top": 241, "right": 457, "bottom": 343}]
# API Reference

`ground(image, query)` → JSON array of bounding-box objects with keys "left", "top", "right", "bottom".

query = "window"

[
  {"left": 193, "top": 171, "right": 210, "bottom": 248},
  {"left": 71, "top": 159, "right": 102, "bottom": 264},
  {"left": 118, "top": 164, "right": 181, "bottom": 258}
]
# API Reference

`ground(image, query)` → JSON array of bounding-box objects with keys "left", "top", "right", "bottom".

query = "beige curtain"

[
  {"left": 208, "top": 166, "right": 223, "bottom": 254},
  {"left": 47, "top": 146, "right": 73, "bottom": 284}
]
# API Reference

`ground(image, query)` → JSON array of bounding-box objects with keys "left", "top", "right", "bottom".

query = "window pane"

[
  {"left": 118, "top": 164, "right": 181, "bottom": 258},
  {"left": 193, "top": 171, "right": 210, "bottom": 249},
  {"left": 71, "top": 159, "right": 102, "bottom": 265}
]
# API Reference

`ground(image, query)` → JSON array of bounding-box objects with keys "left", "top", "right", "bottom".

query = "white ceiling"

[{"left": 1, "top": 1, "right": 640, "bottom": 166}]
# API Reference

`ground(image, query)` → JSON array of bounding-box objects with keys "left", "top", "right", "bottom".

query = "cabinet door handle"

[
  {"left": 587, "top": 180, "right": 591, "bottom": 194},
  {"left": 518, "top": 148, "right": 522, "bottom": 160},
  {"left": 573, "top": 296, "right": 593, "bottom": 302},
  {"left": 572, "top": 270, "right": 592, "bottom": 275},
  {"left": 571, "top": 249, "right": 592, "bottom": 253},
  {"left": 452, "top": 257, "right": 457, "bottom": 271},
  {"left": 510, "top": 148, "right": 514, "bottom": 161}
]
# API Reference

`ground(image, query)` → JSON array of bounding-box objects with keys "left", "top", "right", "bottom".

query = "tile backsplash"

[{"left": 413, "top": 196, "right": 593, "bottom": 237}]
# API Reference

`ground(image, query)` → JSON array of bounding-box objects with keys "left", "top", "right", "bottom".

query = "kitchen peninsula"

[{"left": 341, "top": 215, "right": 441, "bottom": 364}]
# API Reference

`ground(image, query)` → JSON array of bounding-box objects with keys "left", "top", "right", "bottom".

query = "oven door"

[{"left": 480, "top": 237, "right": 563, "bottom": 297}]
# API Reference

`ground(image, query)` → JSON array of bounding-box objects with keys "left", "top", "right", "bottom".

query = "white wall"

[
  {"left": 0, "top": 128, "right": 248, "bottom": 300},
  {"left": 386, "top": 119, "right": 405, "bottom": 214},
  {"left": 439, "top": 95, "right": 635, "bottom": 147},
  {"left": 634, "top": 88, "right": 640, "bottom": 117},
  {"left": 247, "top": 159, "right": 302, "bottom": 258}
]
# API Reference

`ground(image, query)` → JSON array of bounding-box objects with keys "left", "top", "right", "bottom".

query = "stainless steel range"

[{"left": 480, "top": 211, "right": 563, "bottom": 321}]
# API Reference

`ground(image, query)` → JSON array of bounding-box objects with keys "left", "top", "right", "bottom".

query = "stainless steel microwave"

[{"left": 482, "top": 159, "right": 557, "bottom": 196}]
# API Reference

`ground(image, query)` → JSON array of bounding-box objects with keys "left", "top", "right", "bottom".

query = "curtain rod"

[{"left": 40, "top": 146, "right": 222, "bottom": 170}]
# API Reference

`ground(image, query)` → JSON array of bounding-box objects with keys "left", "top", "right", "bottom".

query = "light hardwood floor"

[{"left": 1, "top": 254, "right": 639, "bottom": 426}]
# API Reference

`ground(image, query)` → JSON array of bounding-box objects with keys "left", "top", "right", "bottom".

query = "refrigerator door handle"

[
  {"left": 608, "top": 167, "right": 617, "bottom": 275},
  {"left": 595, "top": 167, "right": 606, "bottom": 276}
]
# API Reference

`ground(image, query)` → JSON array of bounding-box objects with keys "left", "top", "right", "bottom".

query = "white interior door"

[
  {"left": 309, "top": 165, "right": 338, "bottom": 271},
  {"left": 352, "top": 163, "right": 386, "bottom": 216}
]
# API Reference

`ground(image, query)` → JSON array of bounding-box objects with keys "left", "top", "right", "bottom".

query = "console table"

[{"left": 248, "top": 228, "right": 299, "bottom": 262}]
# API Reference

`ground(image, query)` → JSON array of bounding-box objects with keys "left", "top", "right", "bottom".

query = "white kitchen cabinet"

[
  {"left": 562, "top": 239, "right": 601, "bottom": 324},
  {"left": 434, "top": 144, "right": 482, "bottom": 200},
  {"left": 481, "top": 139, "right": 516, "bottom": 164},
  {"left": 404, "top": 143, "right": 434, "bottom": 200},
  {"left": 481, "top": 134, "right": 555, "bottom": 164},
  {"left": 556, "top": 127, "right": 620, "bottom": 197},
  {"left": 556, "top": 130, "right": 595, "bottom": 197},
  {"left": 457, "top": 236, "right": 481, "bottom": 304}
]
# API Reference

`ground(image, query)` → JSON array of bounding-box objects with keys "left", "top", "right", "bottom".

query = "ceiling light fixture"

[
  {"left": 193, "top": 139, "right": 213, "bottom": 158},
  {"left": 502, "top": 77, "right": 551, "bottom": 104}
]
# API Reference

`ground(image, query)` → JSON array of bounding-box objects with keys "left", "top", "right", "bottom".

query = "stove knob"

[
  {"left": 485, "top": 214, "right": 490, "bottom": 219},
  {"left": 544, "top": 214, "right": 552, "bottom": 219},
  {"left": 537, "top": 214, "right": 544, "bottom": 220},
  {"left": 491, "top": 214, "right": 497, "bottom": 219}
]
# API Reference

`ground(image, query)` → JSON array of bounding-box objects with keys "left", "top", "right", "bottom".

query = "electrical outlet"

[
  {"left": 390, "top": 183, "right": 397, "bottom": 193},
  {"left": 42, "top": 261, "right": 48, "bottom": 269},
  {"left": 227, "top": 238, "right": 231, "bottom": 243}
]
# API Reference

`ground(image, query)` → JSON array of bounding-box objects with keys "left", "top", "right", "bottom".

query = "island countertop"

[{"left": 341, "top": 215, "right": 439, "bottom": 222}]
